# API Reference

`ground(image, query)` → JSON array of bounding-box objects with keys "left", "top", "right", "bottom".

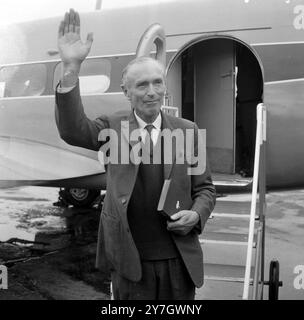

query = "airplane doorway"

[{"left": 168, "top": 38, "right": 263, "bottom": 177}]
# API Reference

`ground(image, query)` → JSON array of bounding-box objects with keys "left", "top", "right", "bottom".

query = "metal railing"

[{"left": 242, "top": 103, "right": 267, "bottom": 299}]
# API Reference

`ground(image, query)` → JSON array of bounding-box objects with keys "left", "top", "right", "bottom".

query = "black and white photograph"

[{"left": 0, "top": 0, "right": 303, "bottom": 308}]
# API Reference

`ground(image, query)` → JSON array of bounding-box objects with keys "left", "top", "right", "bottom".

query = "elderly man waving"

[{"left": 55, "top": 9, "right": 216, "bottom": 300}]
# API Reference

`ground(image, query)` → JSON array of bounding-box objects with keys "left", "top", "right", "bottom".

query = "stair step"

[
  {"left": 204, "top": 263, "right": 254, "bottom": 282},
  {"left": 196, "top": 279, "right": 244, "bottom": 300},
  {"left": 200, "top": 239, "right": 256, "bottom": 248},
  {"left": 202, "top": 241, "right": 256, "bottom": 266},
  {"left": 204, "top": 275, "right": 253, "bottom": 283},
  {"left": 204, "top": 216, "right": 259, "bottom": 235},
  {"left": 212, "top": 173, "right": 252, "bottom": 187},
  {"left": 196, "top": 264, "right": 255, "bottom": 299},
  {"left": 210, "top": 213, "right": 258, "bottom": 219},
  {"left": 201, "top": 231, "right": 256, "bottom": 244},
  {"left": 200, "top": 239, "right": 250, "bottom": 246},
  {"left": 195, "top": 279, "right": 244, "bottom": 300},
  {"left": 214, "top": 199, "right": 259, "bottom": 215}
]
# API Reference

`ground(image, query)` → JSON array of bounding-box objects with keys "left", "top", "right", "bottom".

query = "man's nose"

[{"left": 146, "top": 83, "right": 156, "bottom": 97}]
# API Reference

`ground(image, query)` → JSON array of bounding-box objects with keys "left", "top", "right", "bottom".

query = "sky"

[{"left": 0, "top": 0, "right": 174, "bottom": 26}]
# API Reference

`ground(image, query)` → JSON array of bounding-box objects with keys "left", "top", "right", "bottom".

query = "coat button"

[{"left": 121, "top": 198, "right": 127, "bottom": 205}]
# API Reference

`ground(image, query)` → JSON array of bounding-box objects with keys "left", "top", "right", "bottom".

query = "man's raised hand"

[{"left": 58, "top": 9, "right": 93, "bottom": 72}]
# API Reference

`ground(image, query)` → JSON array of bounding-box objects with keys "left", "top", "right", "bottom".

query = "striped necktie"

[{"left": 144, "top": 124, "right": 154, "bottom": 160}]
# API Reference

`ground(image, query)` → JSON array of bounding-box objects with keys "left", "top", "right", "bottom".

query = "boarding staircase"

[{"left": 196, "top": 103, "right": 267, "bottom": 300}]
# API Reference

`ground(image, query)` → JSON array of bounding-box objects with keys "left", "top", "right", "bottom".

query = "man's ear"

[{"left": 121, "top": 84, "right": 129, "bottom": 98}]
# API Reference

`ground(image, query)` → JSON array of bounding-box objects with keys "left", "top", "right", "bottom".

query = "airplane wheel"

[
  {"left": 60, "top": 188, "right": 100, "bottom": 208},
  {"left": 269, "top": 260, "right": 280, "bottom": 300}
]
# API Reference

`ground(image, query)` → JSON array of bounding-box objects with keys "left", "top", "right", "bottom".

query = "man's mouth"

[{"left": 145, "top": 100, "right": 158, "bottom": 105}]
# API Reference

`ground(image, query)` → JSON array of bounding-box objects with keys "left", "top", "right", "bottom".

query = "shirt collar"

[{"left": 134, "top": 110, "right": 162, "bottom": 131}]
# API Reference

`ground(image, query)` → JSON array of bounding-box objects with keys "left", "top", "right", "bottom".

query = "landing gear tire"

[
  {"left": 268, "top": 260, "right": 281, "bottom": 300},
  {"left": 60, "top": 188, "right": 100, "bottom": 208}
]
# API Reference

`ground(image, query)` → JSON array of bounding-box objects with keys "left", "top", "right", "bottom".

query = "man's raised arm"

[{"left": 55, "top": 9, "right": 107, "bottom": 151}]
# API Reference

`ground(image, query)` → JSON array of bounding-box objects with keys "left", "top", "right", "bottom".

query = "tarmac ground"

[{"left": 0, "top": 186, "right": 303, "bottom": 300}]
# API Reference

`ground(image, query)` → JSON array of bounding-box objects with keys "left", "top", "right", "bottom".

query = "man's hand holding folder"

[
  {"left": 166, "top": 210, "right": 200, "bottom": 236},
  {"left": 157, "top": 177, "right": 200, "bottom": 236}
]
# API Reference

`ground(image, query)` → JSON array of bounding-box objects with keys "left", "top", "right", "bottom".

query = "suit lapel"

[
  {"left": 161, "top": 111, "right": 176, "bottom": 180},
  {"left": 115, "top": 111, "right": 140, "bottom": 205},
  {"left": 121, "top": 111, "right": 140, "bottom": 150}
]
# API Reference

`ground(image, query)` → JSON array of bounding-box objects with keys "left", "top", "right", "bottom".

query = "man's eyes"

[
  {"left": 154, "top": 79, "right": 163, "bottom": 84},
  {"left": 137, "top": 83, "right": 147, "bottom": 88},
  {"left": 136, "top": 81, "right": 163, "bottom": 88}
]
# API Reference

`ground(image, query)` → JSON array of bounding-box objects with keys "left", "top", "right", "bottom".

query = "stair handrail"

[{"left": 242, "top": 103, "right": 266, "bottom": 299}]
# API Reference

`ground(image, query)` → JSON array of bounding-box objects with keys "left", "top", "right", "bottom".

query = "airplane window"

[
  {"left": 79, "top": 75, "right": 110, "bottom": 94},
  {"left": 0, "top": 64, "right": 47, "bottom": 98},
  {"left": 53, "top": 58, "right": 111, "bottom": 94}
]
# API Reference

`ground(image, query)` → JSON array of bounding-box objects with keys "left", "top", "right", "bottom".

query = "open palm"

[{"left": 58, "top": 9, "right": 93, "bottom": 67}]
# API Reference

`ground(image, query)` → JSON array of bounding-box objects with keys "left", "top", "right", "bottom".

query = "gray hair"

[{"left": 121, "top": 56, "right": 165, "bottom": 89}]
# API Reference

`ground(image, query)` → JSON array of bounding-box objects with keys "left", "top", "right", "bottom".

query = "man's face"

[{"left": 124, "top": 60, "right": 166, "bottom": 123}]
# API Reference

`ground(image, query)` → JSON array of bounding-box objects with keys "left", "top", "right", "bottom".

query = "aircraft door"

[{"left": 194, "top": 39, "right": 236, "bottom": 174}]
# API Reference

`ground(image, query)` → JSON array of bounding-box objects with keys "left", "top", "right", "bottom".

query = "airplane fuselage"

[{"left": 1, "top": 0, "right": 304, "bottom": 188}]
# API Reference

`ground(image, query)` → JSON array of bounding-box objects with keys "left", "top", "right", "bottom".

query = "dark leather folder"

[{"left": 157, "top": 178, "right": 193, "bottom": 220}]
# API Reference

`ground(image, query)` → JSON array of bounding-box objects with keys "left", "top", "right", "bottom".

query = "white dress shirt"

[{"left": 133, "top": 111, "right": 161, "bottom": 146}]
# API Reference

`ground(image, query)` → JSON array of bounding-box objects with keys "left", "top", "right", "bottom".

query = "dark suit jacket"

[{"left": 55, "top": 83, "right": 216, "bottom": 288}]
